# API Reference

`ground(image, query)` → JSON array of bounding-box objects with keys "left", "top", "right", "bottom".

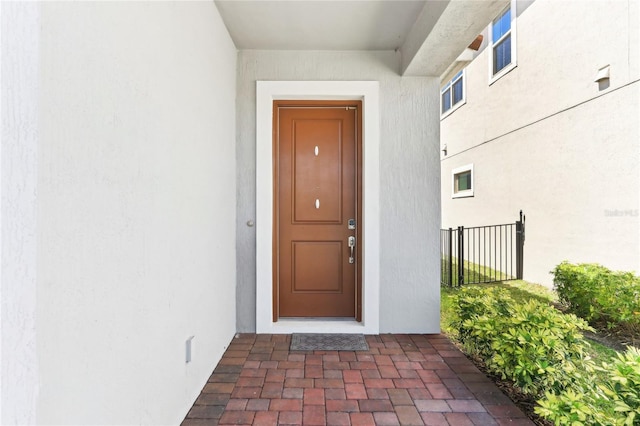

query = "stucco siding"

[
  {"left": 441, "top": 0, "right": 640, "bottom": 286},
  {"left": 1, "top": 3, "right": 40, "bottom": 424},
  {"left": 237, "top": 51, "right": 441, "bottom": 333},
  {"left": 34, "top": 2, "right": 237, "bottom": 424}
]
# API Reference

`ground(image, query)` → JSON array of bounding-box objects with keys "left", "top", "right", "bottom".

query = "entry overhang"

[
  {"left": 401, "top": 0, "right": 509, "bottom": 77},
  {"left": 216, "top": 0, "right": 510, "bottom": 78}
]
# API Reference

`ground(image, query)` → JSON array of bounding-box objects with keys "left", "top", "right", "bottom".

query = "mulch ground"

[{"left": 456, "top": 350, "right": 552, "bottom": 426}]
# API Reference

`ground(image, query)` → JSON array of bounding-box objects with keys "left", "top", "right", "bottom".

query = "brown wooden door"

[{"left": 274, "top": 101, "right": 362, "bottom": 319}]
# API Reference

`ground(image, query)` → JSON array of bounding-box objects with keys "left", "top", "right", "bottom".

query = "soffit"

[
  {"left": 214, "top": 0, "right": 510, "bottom": 77},
  {"left": 214, "top": 1, "right": 427, "bottom": 51}
]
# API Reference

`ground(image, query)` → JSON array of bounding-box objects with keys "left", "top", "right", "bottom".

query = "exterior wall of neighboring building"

[
  {"left": 441, "top": 0, "right": 640, "bottom": 286},
  {"left": 236, "top": 51, "right": 442, "bottom": 333},
  {"left": 2, "top": 2, "right": 237, "bottom": 424}
]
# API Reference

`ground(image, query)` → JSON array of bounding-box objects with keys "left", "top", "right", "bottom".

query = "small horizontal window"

[
  {"left": 452, "top": 164, "right": 474, "bottom": 198},
  {"left": 455, "top": 171, "right": 471, "bottom": 192}
]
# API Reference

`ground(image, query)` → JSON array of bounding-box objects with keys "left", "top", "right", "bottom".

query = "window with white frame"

[
  {"left": 489, "top": 3, "right": 516, "bottom": 80},
  {"left": 452, "top": 164, "right": 473, "bottom": 198},
  {"left": 441, "top": 70, "right": 465, "bottom": 116}
]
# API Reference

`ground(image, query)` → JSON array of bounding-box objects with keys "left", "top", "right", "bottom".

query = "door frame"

[{"left": 256, "top": 81, "right": 380, "bottom": 334}]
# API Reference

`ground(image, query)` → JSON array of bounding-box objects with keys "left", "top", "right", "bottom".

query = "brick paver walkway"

[{"left": 182, "top": 334, "right": 533, "bottom": 425}]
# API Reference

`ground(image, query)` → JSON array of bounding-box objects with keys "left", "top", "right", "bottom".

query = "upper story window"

[
  {"left": 441, "top": 70, "right": 465, "bottom": 117},
  {"left": 489, "top": 2, "right": 516, "bottom": 82},
  {"left": 492, "top": 8, "right": 511, "bottom": 73}
]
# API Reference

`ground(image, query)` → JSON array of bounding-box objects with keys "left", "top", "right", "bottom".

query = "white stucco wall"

[
  {"left": 1, "top": 2, "right": 237, "bottom": 424},
  {"left": 236, "top": 51, "right": 441, "bottom": 333},
  {"left": 1, "top": 3, "right": 40, "bottom": 424},
  {"left": 441, "top": 0, "right": 640, "bottom": 286}
]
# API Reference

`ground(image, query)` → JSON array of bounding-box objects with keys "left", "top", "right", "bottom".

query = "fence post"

[
  {"left": 457, "top": 226, "right": 464, "bottom": 286},
  {"left": 446, "top": 228, "right": 452, "bottom": 287},
  {"left": 516, "top": 210, "right": 525, "bottom": 279}
]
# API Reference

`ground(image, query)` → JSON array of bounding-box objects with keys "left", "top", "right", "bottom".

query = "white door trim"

[{"left": 255, "top": 81, "right": 380, "bottom": 334}]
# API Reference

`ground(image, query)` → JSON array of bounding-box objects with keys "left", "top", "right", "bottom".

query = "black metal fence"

[{"left": 440, "top": 211, "right": 525, "bottom": 286}]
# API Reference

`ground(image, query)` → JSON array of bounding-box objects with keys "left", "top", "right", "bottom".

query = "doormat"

[{"left": 290, "top": 333, "right": 369, "bottom": 351}]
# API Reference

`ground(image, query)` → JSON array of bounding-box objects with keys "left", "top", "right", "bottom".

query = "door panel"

[
  {"left": 293, "top": 120, "right": 342, "bottom": 223},
  {"left": 275, "top": 102, "right": 361, "bottom": 318},
  {"left": 292, "top": 241, "right": 342, "bottom": 292}
]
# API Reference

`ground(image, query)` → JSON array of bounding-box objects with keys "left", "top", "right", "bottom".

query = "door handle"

[{"left": 348, "top": 236, "right": 355, "bottom": 264}]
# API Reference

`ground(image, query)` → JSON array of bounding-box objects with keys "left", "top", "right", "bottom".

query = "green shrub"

[
  {"left": 536, "top": 347, "right": 640, "bottom": 425},
  {"left": 536, "top": 388, "right": 601, "bottom": 425},
  {"left": 451, "top": 282, "right": 640, "bottom": 425},
  {"left": 599, "top": 346, "right": 640, "bottom": 424},
  {"left": 552, "top": 262, "right": 640, "bottom": 334},
  {"left": 454, "top": 287, "right": 594, "bottom": 397},
  {"left": 455, "top": 287, "right": 511, "bottom": 349}
]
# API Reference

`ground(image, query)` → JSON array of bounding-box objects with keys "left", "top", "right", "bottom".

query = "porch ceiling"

[{"left": 214, "top": 0, "right": 509, "bottom": 77}]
